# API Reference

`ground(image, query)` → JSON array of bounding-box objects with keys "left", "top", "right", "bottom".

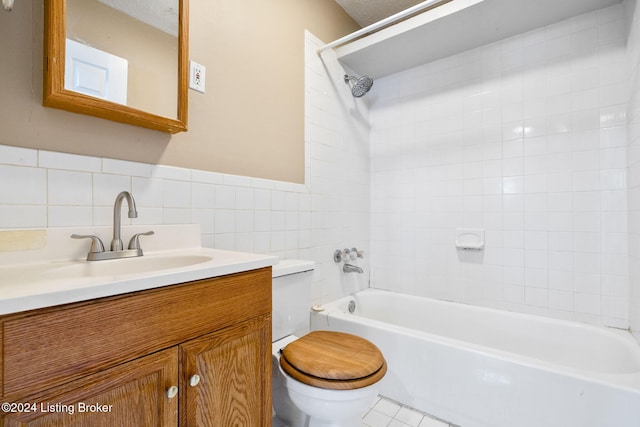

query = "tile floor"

[
  {"left": 272, "top": 395, "right": 458, "bottom": 427},
  {"left": 362, "top": 396, "right": 458, "bottom": 427}
]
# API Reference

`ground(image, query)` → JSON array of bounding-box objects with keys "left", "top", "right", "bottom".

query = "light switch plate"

[{"left": 189, "top": 60, "right": 206, "bottom": 93}]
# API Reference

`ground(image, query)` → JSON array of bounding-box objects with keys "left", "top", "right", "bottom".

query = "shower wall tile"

[
  {"left": 626, "top": 0, "right": 640, "bottom": 344},
  {"left": 370, "top": 3, "right": 631, "bottom": 328}
]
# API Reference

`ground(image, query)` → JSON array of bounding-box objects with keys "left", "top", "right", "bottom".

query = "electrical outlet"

[{"left": 189, "top": 60, "right": 206, "bottom": 93}]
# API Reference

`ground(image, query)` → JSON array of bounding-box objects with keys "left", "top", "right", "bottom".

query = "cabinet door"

[
  {"left": 2, "top": 348, "right": 179, "bottom": 427},
  {"left": 180, "top": 315, "right": 271, "bottom": 427}
]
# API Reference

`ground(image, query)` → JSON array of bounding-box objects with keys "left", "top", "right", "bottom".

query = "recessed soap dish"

[{"left": 455, "top": 228, "right": 484, "bottom": 251}]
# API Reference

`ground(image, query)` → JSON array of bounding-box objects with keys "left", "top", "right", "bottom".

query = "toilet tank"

[{"left": 272, "top": 260, "right": 315, "bottom": 341}]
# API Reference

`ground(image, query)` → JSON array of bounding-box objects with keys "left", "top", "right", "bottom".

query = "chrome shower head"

[{"left": 344, "top": 74, "right": 373, "bottom": 98}]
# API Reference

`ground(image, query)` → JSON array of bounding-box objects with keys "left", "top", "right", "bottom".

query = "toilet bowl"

[{"left": 272, "top": 260, "right": 386, "bottom": 427}]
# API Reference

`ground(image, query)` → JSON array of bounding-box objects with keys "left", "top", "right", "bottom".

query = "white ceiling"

[{"left": 333, "top": 0, "right": 624, "bottom": 79}]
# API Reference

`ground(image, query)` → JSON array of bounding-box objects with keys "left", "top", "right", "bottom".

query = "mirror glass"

[
  {"left": 66, "top": 0, "right": 179, "bottom": 118},
  {"left": 44, "top": 0, "right": 188, "bottom": 133}
]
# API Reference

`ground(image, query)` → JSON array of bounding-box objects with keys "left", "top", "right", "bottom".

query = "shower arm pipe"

[{"left": 316, "top": 0, "right": 446, "bottom": 55}]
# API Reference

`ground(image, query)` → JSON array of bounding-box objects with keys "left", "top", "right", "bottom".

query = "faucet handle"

[
  {"left": 351, "top": 247, "right": 365, "bottom": 258},
  {"left": 71, "top": 234, "right": 105, "bottom": 253},
  {"left": 128, "top": 231, "right": 155, "bottom": 250}
]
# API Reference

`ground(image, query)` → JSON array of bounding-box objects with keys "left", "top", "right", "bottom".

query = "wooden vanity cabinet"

[
  {"left": 180, "top": 316, "right": 270, "bottom": 427},
  {"left": 0, "top": 267, "right": 272, "bottom": 427},
  {"left": 2, "top": 347, "right": 179, "bottom": 427}
]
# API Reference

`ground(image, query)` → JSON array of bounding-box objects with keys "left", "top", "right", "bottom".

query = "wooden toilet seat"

[{"left": 279, "top": 330, "right": 387, "bottom": 390}]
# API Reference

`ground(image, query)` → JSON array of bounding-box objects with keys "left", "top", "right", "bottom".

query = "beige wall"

[{"left": 0, "top": 0, "right": 358, "bottom": 183}]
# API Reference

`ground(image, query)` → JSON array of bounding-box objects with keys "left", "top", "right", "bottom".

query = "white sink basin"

[
  {"left": 0, "top": 225, "right": 279, "bottom": 316},
  {"left": 46, "top": 254, "right": 214, "bottom": 279}
]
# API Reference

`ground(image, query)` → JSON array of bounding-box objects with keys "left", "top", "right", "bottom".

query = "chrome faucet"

[
  {"left": 111, "top": 191, "right": 138, "bottom": 251},
  {"left": 334, "top": 247, "right": 365, "bottom": 274},
  {"left": 71, "top": 191, "right": 154, "bottom": 261},
  {"left": 343, "top": 263, "right": 364, "bottom": 274}
]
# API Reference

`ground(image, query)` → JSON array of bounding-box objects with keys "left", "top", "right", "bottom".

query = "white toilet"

[{"left": 272, "top": 260, "right": 386, "bottom": 427}]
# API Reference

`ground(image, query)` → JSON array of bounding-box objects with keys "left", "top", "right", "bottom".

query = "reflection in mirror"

[
  {"left": 43, "top": 0, "right": 188, "bottom": 134},
  {"left": 66, "top": 0, "right": 178, "bottom": 118}
]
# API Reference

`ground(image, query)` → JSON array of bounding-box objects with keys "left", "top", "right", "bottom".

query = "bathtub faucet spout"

[{"left": 343, "top": 263, "right": 364, "bottom": 274}]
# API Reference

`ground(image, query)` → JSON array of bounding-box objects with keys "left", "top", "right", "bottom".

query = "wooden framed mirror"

[{"left": 43, "top": 0, "right": 188, "bottom": 134}]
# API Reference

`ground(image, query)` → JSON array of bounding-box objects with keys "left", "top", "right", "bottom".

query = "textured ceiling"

[
  {"left": 334, "top": 0, "right": 425, "bottom": 27},
  {"left": 97, "top": 0, "right": 418, "bottom": 36},
  {"left": 98, "top": 0, "right": 178, "bottom": 36}
]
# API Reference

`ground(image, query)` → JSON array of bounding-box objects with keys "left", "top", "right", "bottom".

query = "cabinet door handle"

[
  {"left": 189, "top": 374, "right": 201, "bottom": 387},
  {"left": 166, "top": 385, "right": 179, "bottom": 399}
]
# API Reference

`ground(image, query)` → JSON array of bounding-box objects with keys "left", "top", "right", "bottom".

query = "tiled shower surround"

[
  {"left": 370, "top": 2, "right": 636, "bottom": 332},
  {"left": 1, "top": 1, "right": 639, "bottom": 344},
  {"left": 627, "top": 0, "right": 640, "bottom": 342}
]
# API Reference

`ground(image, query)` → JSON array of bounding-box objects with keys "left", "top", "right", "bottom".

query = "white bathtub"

[{"left": 310, "top": 289, "right": 640, "bottom": 427}]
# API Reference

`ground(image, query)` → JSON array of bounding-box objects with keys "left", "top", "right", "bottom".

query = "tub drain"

[{"left": 347, "top": 300, "right": 356, "bottom": 313}]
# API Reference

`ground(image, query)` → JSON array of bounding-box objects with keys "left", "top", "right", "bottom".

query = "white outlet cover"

[{"left": 189, "top": 60, "right": 206, "bottom": 93}]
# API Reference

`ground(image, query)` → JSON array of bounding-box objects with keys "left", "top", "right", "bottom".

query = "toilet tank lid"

[{"left": 272, "top": 259, "right": 315, "bottom": 278}]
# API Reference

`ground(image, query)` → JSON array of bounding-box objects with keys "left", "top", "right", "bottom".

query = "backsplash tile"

[
  {"left": 0, "top": 145, "right": 37, "bottom": 167},
  {"left": 0, "top": 206, "right": 46, "bottom": 228},
  {"left": 102, "top": 158, "right": 152, "bottom": 177},
  {"left": 48, "top": 170, "right": 93, "bottom": 206},
  {"left": 0, "top": 165, "right": 46, "bottom": 205},
  {"left": 39, "top": 150, "right": 101, "bottom": 172},
  {"left": 93, "top": 174, "right": 132, "bottom": 205}
]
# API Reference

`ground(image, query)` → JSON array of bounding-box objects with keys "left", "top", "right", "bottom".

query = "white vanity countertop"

[{"left": 0, "top": 225, "right": 278, "bottom": 315}]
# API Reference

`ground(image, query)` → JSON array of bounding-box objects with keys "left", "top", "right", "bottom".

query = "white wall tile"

[
  {"left": 224, "top": 174, "right": 252, "bottom": 187},
  {"left": 191, "top": 209, "right": 214, "bottom": 234},
  {"left": 93, "top": 174, "right": 131, "bottom": 206},
  {"left": 48, "top": 206, "right": 92, "bottom": 227},
  {"left": 39, "top": 151, "right": 101, "bottom": 172},
  {"left": 163, "top": 208, "right": 190, "bottom": 224},
  {"left": 163, "top": 180, "right": 190, "bottom": 208},
  {"left": 132, "top": 177, "right": 164, "bottom": 208},
  {"left": 215, "top": 185, "right": 235, "bottom": 209},
  {"left": 48, "top": 170, "right": 93, "bottom": 206},
  {"left": 0, "top": 165, "right": 46, "bottom": 205},
  {"left": 102, "top": 158, "right": 152, "bottom": 177},
  {"left": 191, "top": 183, "right": 215, "bottom": 209},
  {"left": 0, "top": 145, "right": 37, "bottom": 166},
  {"left": 235, "top": 211, "right": 254, "bottom": 233},
  {"left": 0, "top": 205, "right": 46, "bottom": 228},
  {"left": 236, "top": 187, "right": 254, "bottom": 210},
  {"left": 214, "top": 210, "right": 235, "bottom": 234},
  {"left": 191, "top": 169, "right": 224, "bottom": 184},
  {"left": 132, "top": 207, "right": 163, "bottom": 225},
  {"left": 152, "top": 165, "right": 191, "bottom": 181},
  {"left": 369, "top": 4, "right": 631, "bottom": 328}
]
